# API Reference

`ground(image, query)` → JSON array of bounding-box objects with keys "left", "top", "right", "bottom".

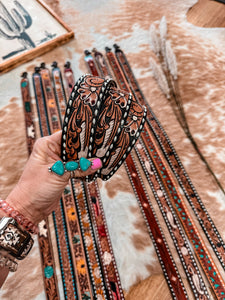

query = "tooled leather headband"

[{"left": 61, "top": 74, "right": 147, "bottom": 181}]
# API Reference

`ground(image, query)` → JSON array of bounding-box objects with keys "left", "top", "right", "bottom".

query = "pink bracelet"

[{"left": 0, "top": 199, "right": 38, "bottom": 234}]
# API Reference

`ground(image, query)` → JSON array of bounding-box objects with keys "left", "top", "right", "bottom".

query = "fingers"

[
  {"left": 49, "top": 158, "right": 102, "bottom": 182},
  {"left": 47, "top": 130, "right": 62, "bottom": 146},
  {"left": 71, "top": 158, "right": 102, "bottom": 178}
]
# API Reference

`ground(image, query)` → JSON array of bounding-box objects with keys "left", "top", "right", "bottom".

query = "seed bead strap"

[
  {"left": 71, "top": 179, "right": 107, "bottom": 300},
  {"left": 0, "top": 199, "right": 38, "bottom": 234},
  {"left": 20, "top": 72, "right": 36, "bottom": 155},
  {"left": 51, "top": 61, "right": 67, "bottom": 126},
  {"left": 124, "top": 154, "right": 188, "bottom": 300},
  {"left": 39, "top": 63, "right": 61, "bottom": 134},
  {"left": 114, "top": 45, "right": 225, "bottom": 273},
  {"left": 64, "top": 61, "right": 75, "bottom": 97},
  {"left": 36, "top": 67, "right": 78, "bottom": 299},
  {"left": 134, "top": 141, "right": 210, "bottom": 299},
  {"left": 85, "top": 181, "right": 125, "bottom": 300}
]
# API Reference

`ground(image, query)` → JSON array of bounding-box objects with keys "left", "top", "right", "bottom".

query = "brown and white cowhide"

[{"left": 1, "top": 0, "right": 225, "bottom": 299}]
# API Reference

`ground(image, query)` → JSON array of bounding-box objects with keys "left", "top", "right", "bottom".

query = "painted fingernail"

[{"left": 91, "top": 158, "right": 102, "bottom": 170}]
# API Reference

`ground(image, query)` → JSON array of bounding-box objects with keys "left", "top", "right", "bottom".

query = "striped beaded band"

[{"left": 0, "top": 199, "right": 38, "bottom": 234}]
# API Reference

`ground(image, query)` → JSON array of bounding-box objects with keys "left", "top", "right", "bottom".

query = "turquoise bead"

[
  {"left": 51, "top": 160, "right": 65, "bottom": 176},
  {"left": 65, "top": 161, "right": 79, "bottom": 171},
  {"left": 79, "top": 157, "right": 91, "bottom": 171},
  {"left": 44, "top": 266, "right": 54, "bottom": 278}
]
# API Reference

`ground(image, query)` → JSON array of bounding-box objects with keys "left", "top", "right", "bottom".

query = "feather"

[
  {"left": 150, "top": 57, "right": 170, "bottom": 98},
  {"left": 165, "top": 40, "right": 178, "bottom": 79},
  {"left": 149, "top": 24, "right": 160, "bottom": 56}
]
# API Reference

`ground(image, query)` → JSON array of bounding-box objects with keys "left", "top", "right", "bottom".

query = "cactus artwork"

[{"left": 0, "top": 0, "right": 35, "bottom": 58}]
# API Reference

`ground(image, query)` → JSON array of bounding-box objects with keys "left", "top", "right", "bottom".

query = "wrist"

[
  {"left": 0, "top": 198, "right": 38, "bottom": 234},
  {"left": 6, "top": 184, "right": 42, "bottom": 226}
]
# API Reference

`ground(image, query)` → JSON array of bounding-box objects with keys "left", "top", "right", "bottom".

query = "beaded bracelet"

[{"left": 0, "top": 199, "right": 38, "bottom": 234}]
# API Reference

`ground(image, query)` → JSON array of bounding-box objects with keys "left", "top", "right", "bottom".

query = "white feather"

[
  {"left": 150, "top": 57, "right": 170, "bottom": 98},
  {"left": 165, "top": 40, "right": 178, "bottom": 79}
]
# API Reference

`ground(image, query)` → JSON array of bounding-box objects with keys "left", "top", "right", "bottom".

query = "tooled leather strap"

[
  {"left": 71, "top": 180, "right": 108, "bottom": 300},
  {"left": 40, "top": 63, "right": 61, "bottom": 134},
  {"left": 51, "top": 62, "right": 67, "bottom": 125},
  {"left": 84, "top": 50, "right": 99, "bottom": 76},
  {"left": 89, "top": 49, "right": 188, "bottom": 299},
  {"left": 114, "top": 45, "right": 225, "bottom": 272},
  {"left": 134, "top": 140, "right": 210, "bottom": 299},
  {"left": 21, "top": 72, "right": 36, "bottom": 155},
  {"left": 64, "top": 61, "right": 75, "bottom": 98},
  {"left": 22, "top": 71, "right": 60, "bottom": 299},
  {"left": 92, "top": 48, "right": 113, "bottom": 80},
  {"left": 125, "top": 154, "right": 188, "bottom": 300},
  {"left": 114, "top": 45, "right": 225, "bottom": 299},
  {"left": 64, "top": 74, "right": 125, "bottom": 298},
  {"left": 86, "top": 181, "right": 125, "bottom": 300},
  {"left": 62, "top": 74, "right": 146, "bottom": 181},
  {"left": 46, "top": 65, "right": 110, "bottom": 299},
  {"left": 142, "top": 127, "right": 225, "bottom": 299},
  {"left": 33, "top": 67, "right": 78, "bottom": 299}
]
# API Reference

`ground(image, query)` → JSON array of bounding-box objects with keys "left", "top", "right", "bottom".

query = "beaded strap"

[{"left": 0, "top": 199, "right": 38, "bottom": 234}]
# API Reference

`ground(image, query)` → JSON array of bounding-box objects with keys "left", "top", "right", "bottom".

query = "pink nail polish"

[{"left": 91, "top": 158, "right": 102, "bottom": 170}]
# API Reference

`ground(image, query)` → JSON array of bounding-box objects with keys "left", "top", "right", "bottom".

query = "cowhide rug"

[{"left": 0, "top": 0, "right": 225, "bottom": 299}]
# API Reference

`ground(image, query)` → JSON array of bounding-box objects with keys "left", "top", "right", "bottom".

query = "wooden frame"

[{"left": 0, "top": 0, "right": 74, "bottom": 74}]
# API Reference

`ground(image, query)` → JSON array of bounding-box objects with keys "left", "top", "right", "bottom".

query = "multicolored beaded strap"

[
  {"left": 33, "top": 67, "right": 76, "bottom": 299},
  {"left": 85, "top": 49, "right": 188, "bottom": 300},
  {"left": 112, "top": 48, "right": 225, "bottom": 299},
  {"left": 114, "top": 44, "right": 225, "bottom": 272}
]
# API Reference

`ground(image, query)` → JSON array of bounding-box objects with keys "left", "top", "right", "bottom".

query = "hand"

[{"left": 5, "top": 131, "right": 102, "bottom": 224}]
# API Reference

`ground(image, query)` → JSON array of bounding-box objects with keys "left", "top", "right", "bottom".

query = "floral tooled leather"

[{"left": 61, "top": 75, "right": 146, "bottom": 181}]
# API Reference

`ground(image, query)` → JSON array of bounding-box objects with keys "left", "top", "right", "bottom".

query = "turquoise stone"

[
  {"left": 21, "top": 81, "right": 27, "bottom": 88},
  {"left": 51, "top": 160, "right": 64, "bottom": 175},
  {"left": 79, "top": 157, "right": 91, "bottom": 171},
  {"left": 65, "top": 161, "right": 79, "bottom": 171},
  {"left": 44, "top": 266, "right": 54, "bottom": 278}
]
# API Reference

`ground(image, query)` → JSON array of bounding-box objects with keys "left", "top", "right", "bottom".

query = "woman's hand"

[{"left": 6, "top": 130, "right": 102, "bottom": 224}]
